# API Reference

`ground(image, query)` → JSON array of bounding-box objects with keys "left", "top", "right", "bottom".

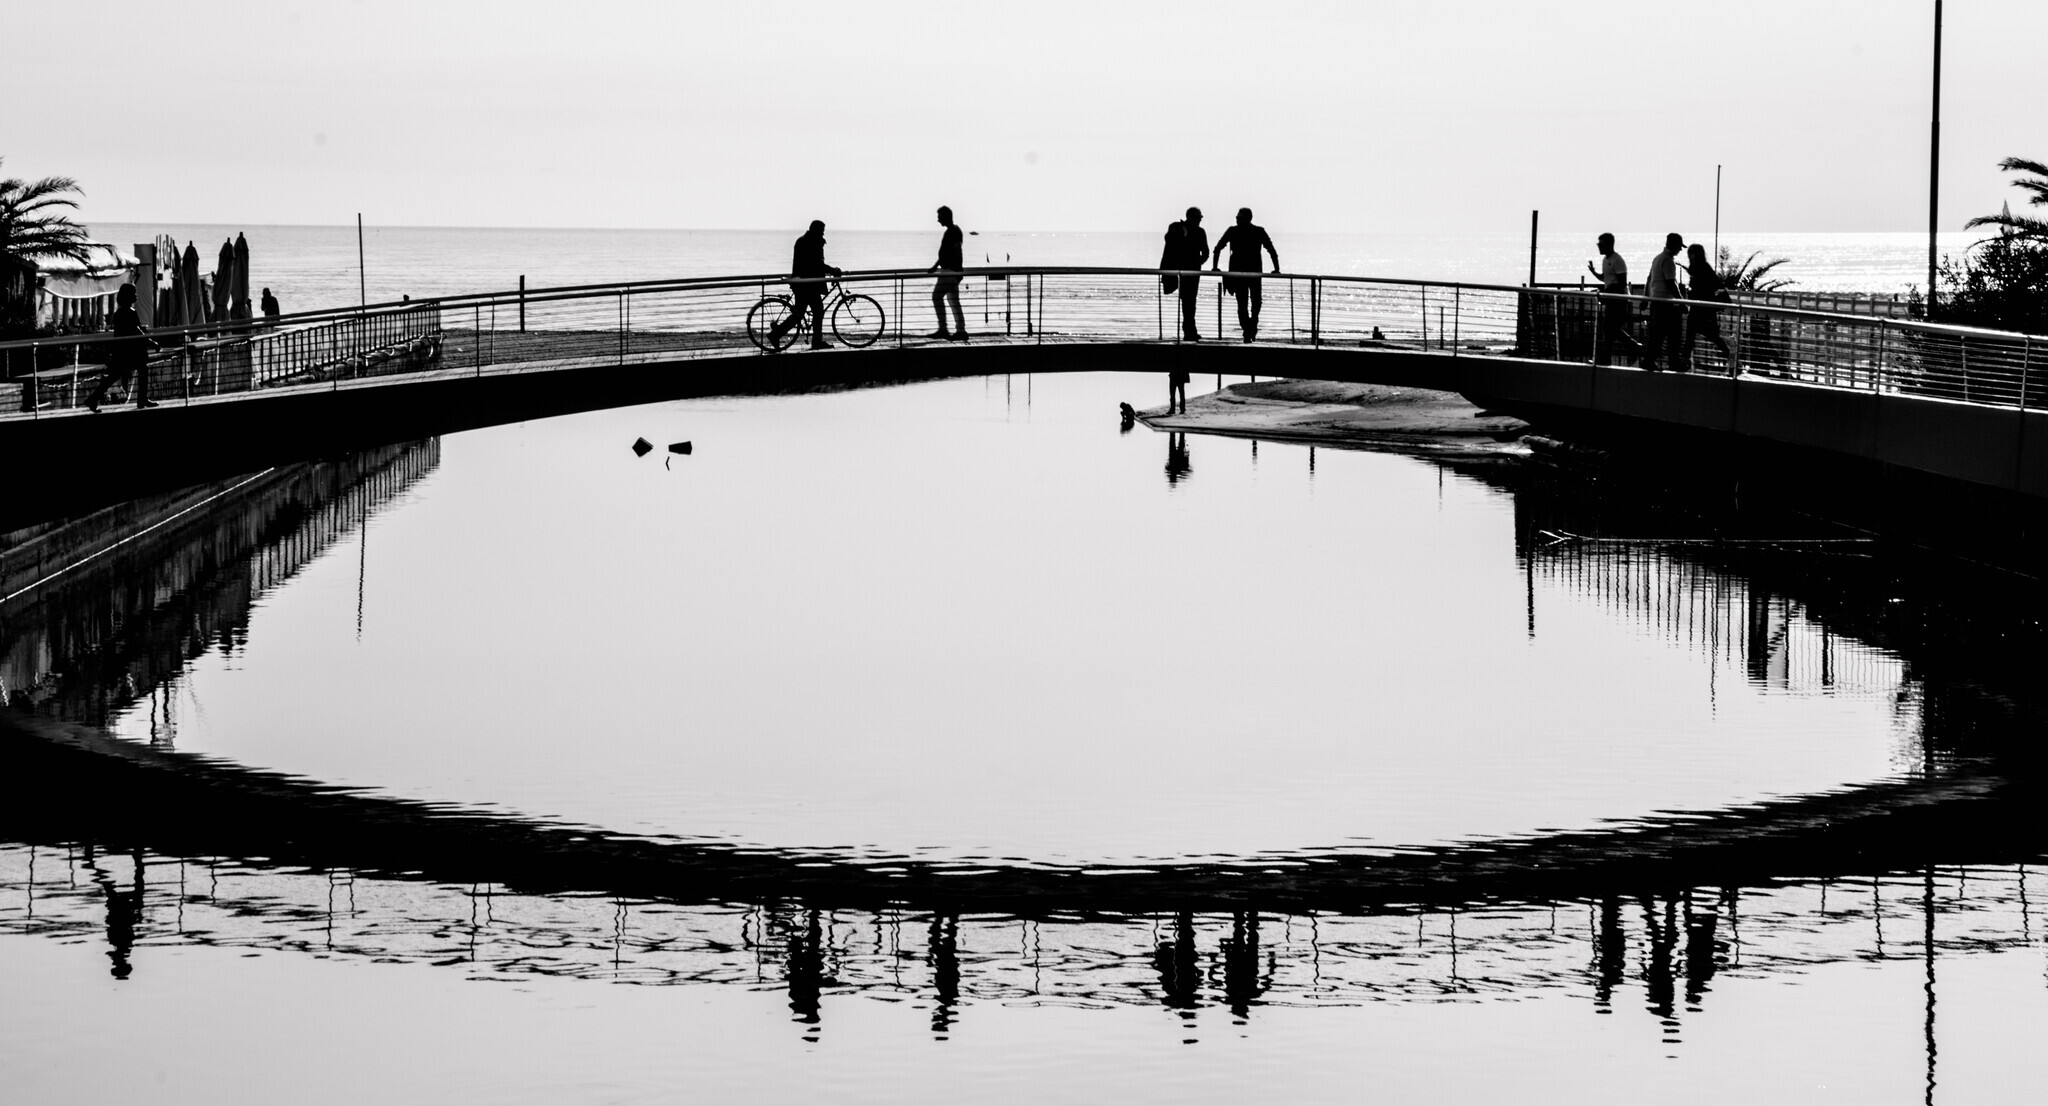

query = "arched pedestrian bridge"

[{"left": 4, "top": 267, "right": 2046, "bottom": 524}]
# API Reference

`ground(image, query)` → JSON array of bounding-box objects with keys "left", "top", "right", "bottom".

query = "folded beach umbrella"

[
  {"left": 181, "top": 241, "right": 204, "bottom": 325},
  {"left": 212, "top": 238, "right": 233, "bottom": 322},
  {"left": 155, "top": 234, "right": 181, "bottom": 326},
  {"left": 231, "top": 232, "right": 251, "bottom": 321}
]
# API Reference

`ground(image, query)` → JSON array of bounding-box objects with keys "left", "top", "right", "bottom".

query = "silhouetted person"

[
  {"left": 1680, "top": 242, "right": 1731, "bottom": 372},
  {"left": 785, "top": 908, "right": 829, "bottom": 1032},
  {"left": 774, "top": 220, "right": 841, "bottom": 350},
  {"left": 260, "top": 287, "right": 280, "bottom": 321},
  {"left": 1642, "top": 895, "right": 1679, "bottom": 1023},
  {"left": 928, "top": 206, "right": 967, "bottom": 340},
  {"left": 1211, "top": 208, "right": 1280, "bottom": 342},
  {"left": 1164, "top": 207, "right": 1209, "bottom": 340},
  {"left": 1682, "top": 892, "right": 1724, "bottom": 1007},
  {"left": 1153, "top": 911, "right": 1201, "bottom": 1010},
  {"left": 1220, "top": 911, "right": 1269, "bottom": 1019},
  {"left": 89, "top": 846, "right": 145, "bottom": 980},
  {"left": 1642, "top": 232, "right": 1685, "bottom": 371},
  {"left": 1168, "top": 367, "right": 1189, "bottom": 414},
  {"left": 929, "top": 913, "right": 961, "bottom": 1035},
  {"left": 86, "top": 283, "right": 158, "bottom": 413},
  {"left": 1165, "top": 431, "right": 1191, "bottom": 485},
  {"left": 1593, "top": 896, "right": 1626, "bottom": 1009},
  {"left": 1588, "top": 233, "right": 1641, "bottom": 366}
]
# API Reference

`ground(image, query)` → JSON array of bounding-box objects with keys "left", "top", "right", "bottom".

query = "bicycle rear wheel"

[
  {"left": 747, "top": 296, "right": 801, "bottom": 352},
  {"left": 831, "top": 293, "right": 886, "bottom": 348}
]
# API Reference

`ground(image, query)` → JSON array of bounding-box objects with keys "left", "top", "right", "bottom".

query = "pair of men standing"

[
  {"left": 1161, "top": 207, "right": 1280, "bottom": 343},
  {"left": 1588, "top": 231, "right": 1687, "bottom": 371},
  {"left": 780, "top": 208, "right": 967, "bottom": 349}
]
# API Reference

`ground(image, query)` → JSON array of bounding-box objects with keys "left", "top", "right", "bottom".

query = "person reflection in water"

[
  {"left": 1154, "top": 911, "right": 1201, "bottom": 1011},
  {"left": 1221, "top": 911, "right": 1269, "bottom": 1019},
  {"left": 929, "top": 913, "right": 961, "bottom": 1036},
  {"left": 774, "top": 220, "right": 841, "bottom": 350},
  {"left": 785, "top": 908, "right": 829, "bottom": 1037},
  {"left": 1165, "top": 432, "right": 1192, "bottom": 486},
  {"left": 1211, "top": 208, "right": 1280, "bottom": 342},
  {"left": 88, "top": 846, "right": 146, "bottom": 980}
]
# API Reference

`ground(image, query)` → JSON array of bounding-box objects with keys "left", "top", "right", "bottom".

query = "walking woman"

[
  {"left": 87, "top": 283, "right": 160, "bottom": 413},
  {"left": 1679, "top": 243, "right": 1731, "bottom": 374}
]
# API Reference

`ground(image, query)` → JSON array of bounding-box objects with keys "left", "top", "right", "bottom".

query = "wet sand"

[{"left": 1139, "top": 378, "right": 1531, "bottom": 462}]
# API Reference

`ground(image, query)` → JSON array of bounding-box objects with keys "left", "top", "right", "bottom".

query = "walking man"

[
  {"left": 1642, "top": 232, "right": 1686, "bottom": 371},
  {"left": 1211, "top": 208, "right": 1280, "bottom": 342},
  {"left": 774, "top": 220, "right": 841, "bottom": 350},
  {"left": 86, "top": 283, "right": 158, "bottom": 412},
  {"left": 928, "top": 205, "right": 967, "bottom": 340},
  {"left": 1587, "top": 233, "right": 1641, "bottom": 366},
  {"left": 1164, "top": 207, "right": 1209, "bottom": 341}
]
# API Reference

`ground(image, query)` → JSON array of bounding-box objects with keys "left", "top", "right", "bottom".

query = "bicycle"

[{"left": 747, "top": 279, "right": 886, "bottom": 352}]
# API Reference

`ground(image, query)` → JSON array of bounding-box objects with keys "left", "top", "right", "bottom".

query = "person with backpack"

[{"left": 1160, "top": 207, "right": 1209, "bottom": 342}]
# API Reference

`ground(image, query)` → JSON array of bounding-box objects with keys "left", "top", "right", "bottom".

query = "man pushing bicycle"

[{"left": 776, "top": 220, "right": 842, "bottom": 350}]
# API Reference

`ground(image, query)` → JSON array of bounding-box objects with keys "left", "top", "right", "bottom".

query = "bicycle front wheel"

[
  {"left": 747, "top": 296, "right": 801, "bottom": 352},
  {"left": 831, "top": 293, "right": 886, "bottom": 348}
]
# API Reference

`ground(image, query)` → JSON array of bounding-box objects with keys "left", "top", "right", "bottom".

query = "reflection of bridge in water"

[
  {"left": 0, "top": 440, "right": 442, "bottom": 729},
  {"left": 6, "top": 441, "right": 2046, "bottom": 1028}
]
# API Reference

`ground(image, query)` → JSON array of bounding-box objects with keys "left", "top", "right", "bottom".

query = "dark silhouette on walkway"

[
  {"left": 776, "top": 220, "right": 841, "bottom": 350},
  {"left": 1212, "top": 208, "right": 1280, "bottom": 342},
  {"left": 85, "top": 284, "right": 157, "bottom": 413},
  {"left": 1163, "top": 207, "right": 1209, "bottom": 341},
  {"left": 928, "top": 206, "right": 966, "bottom": 340},
  {"left": 1681, "top": 242, "right": 1731, "bottom": 371},
  {"left": 1588, "top": 233, "right": 1641, "bottom": 366},
  {"left": 1643, "top": 233, "right": 1685, "bottom": 371}
]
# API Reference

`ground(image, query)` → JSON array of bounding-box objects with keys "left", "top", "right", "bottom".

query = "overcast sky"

[{"left": 9, "top": 0, "right": 2044, "bottom": 234}]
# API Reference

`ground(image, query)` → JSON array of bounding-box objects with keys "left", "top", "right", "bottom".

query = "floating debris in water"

[
  {"left": 668, "top": 441, "right": 693, "bottom": 455},
  {"left": 631, "top": 437, "right": 653, "bottom": 457}
]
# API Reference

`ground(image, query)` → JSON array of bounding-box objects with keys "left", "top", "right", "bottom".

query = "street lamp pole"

[{"left": 1927, "top": 0, "right": 1943, "bottom": 311}]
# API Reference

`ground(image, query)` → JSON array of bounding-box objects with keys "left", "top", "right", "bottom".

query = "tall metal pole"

[
  {"left": 1528, "top": 210, "right": 1539, "bottom": 286},
  {"left": 356, "top": 210, "right": 368, "bottom": 307},
  {"left": 1928, "top": 0, "right": 1943, "bottom": 310},
  {"left": 1713, "top": 165, "right": 1722, "bottom": 261}
]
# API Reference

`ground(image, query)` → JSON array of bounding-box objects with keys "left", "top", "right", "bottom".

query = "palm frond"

[
  {"left": 0, "top": 157, "right": 93, "bottom": 266},
  {"left": 1964, "top": 211, "right": 2048, "bottom": 239}
]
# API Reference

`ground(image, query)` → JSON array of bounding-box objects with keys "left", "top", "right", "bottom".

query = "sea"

[{"left": 90, "top": 222, "right": 1981, "bottom": 314}]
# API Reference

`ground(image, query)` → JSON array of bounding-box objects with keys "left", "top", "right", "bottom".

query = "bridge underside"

[
  {"left": 0, "top": 342, "right": 1453, "bottom": 529},
  {"left": 6, "top": 337, "right": 2048, "bottom": 531}
]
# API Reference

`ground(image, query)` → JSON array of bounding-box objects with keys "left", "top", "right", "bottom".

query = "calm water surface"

[
  {"left": 88, "top": 372, "right": 1912, "bottom": 863},
  {"left": 5, "top": 370, "right": 2045, "bottom": 1103}
]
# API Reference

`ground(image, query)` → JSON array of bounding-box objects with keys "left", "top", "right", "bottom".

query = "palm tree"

[
  {"left": 1, "top": 158, "right": 91, "bottom": 268},
  {"left": 1717, "top": 246, "right": 1794, "bottom": 293},
  {"left": 1963, "top": 157, "right": 2048, "bottom": 240}
]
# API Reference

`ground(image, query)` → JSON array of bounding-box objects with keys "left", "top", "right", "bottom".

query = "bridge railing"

[{"left": 2, "top": 268, "right": 2043, "bottom": 417}]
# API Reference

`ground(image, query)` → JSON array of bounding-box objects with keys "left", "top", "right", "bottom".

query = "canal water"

[{"left": 5, "top": 370, "right": 2046, "bottom": 1102}]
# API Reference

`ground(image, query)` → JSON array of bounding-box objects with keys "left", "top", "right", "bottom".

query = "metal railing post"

[
  {"left": 2022, "top": 336, "right": 2033, "bottom": 410},
  {"left": 1452, "top": 286, "right": 1461, "bottom": 356},
  {"left": 1421, "top": 285, "right": 1428, "bottom": 349}
]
